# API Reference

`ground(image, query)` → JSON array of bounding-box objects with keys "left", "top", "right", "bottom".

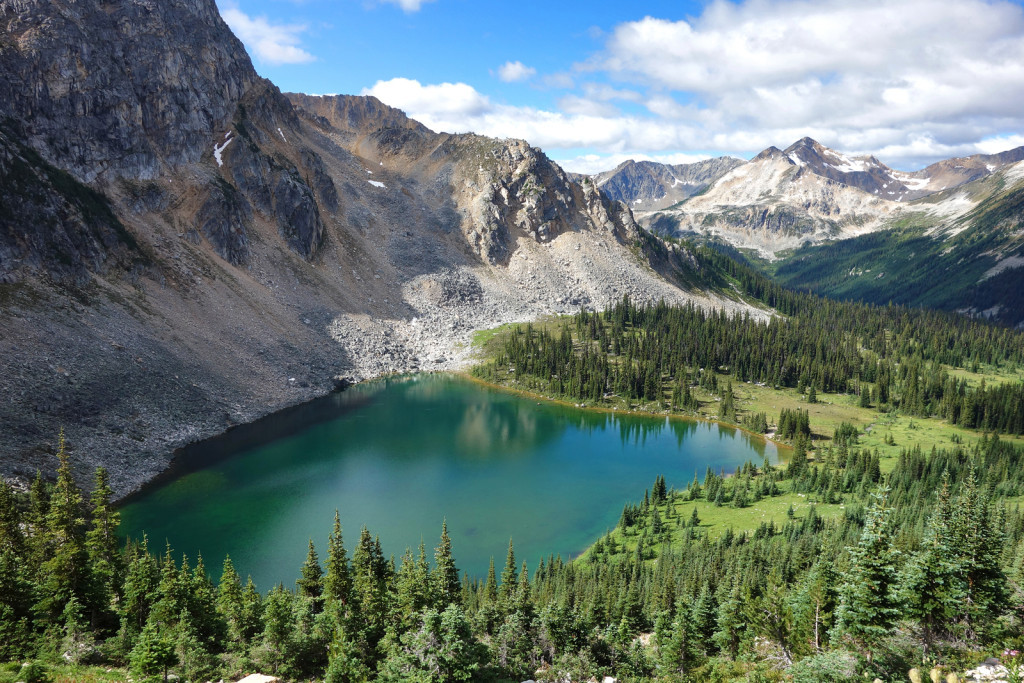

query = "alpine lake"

[{"left": 118, "top": 374, "right": 779, "bottom": 589}]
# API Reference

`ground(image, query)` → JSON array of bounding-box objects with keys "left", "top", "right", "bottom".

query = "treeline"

[
  {"left": 474, "top": 293, "right": 1024, "bottom": 434},
  {"left": 4, "top": 433, "right": 1023, "bottom": 681}
]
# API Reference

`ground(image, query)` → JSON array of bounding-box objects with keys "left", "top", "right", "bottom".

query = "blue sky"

[{"left": 218, "top": 0, "right": 1024, "bottom": 172}]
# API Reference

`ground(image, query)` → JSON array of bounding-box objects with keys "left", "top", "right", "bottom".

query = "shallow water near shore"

[{"left": 119, "top": 374, "right": 777, "bottom": 589}]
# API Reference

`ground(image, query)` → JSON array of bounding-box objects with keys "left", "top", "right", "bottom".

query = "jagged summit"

[
  {"left": 780, "top": 137, "right": 903, "bottom": 198},
  {"left": 573, "top": 156, "right": 744, "bottom": 211},
  {"left": 639, "top": 133, "right": 1024, "bottom": 259},
  {"left": 752, "top": 146, "right": 786, "bottom": 162}
]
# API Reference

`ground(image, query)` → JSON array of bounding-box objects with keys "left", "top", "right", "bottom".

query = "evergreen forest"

[{"left": 3, "top": 246, "right": 1024, "bottom": 682}]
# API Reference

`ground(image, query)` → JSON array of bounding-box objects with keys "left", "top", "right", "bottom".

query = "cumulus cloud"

[
  {"left": 496, "top": 61, "right": 537, "bottom": 83},
  {"left": 220, "top": 3, "right": 315, "bottom": 65},
  {"left": 365, "top": 0, "right": 1024, "bottom": 170},
  {"left": 591, "top": 0, "right": 1024, "bottom": 166},
  {"left": 363, "top": 78, "right": 493, "bottom": 122}
]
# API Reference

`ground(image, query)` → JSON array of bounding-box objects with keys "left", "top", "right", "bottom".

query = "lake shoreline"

[
  {"left": 455, "top": 370, "right": 793, "bottom": 459},
  {"left": 118, "top": 373, "right": 780, "bottom": 587}
]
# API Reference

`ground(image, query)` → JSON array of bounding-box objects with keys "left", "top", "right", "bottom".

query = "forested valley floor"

[{"left": 3, "top": 246, "right": 1024, "bottom": 683}]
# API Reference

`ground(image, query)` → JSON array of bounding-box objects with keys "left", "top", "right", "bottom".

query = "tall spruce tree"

[
  {"left": 832, "top": 490, "right": 901, "bottom": 662},
  {"left": 323, "top": 511, "right": 352, "bottom": 609},
  {"left": 898, "top": 471, "right": 961, "bottom": 652},
  {"left": 38, "top": 429, "right": 92, "bottom": 623},
  {"left": 85, "top": 466, "right": 121, "bottom": 628},
  {"left": 434, "top": 520, "right": 461, "bottom": 610},
  {"left": 297, "top": 539, "right": 324, "bottom": 608}
]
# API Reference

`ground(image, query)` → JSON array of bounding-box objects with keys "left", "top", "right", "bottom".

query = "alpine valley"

[
  {"left": 605, "top": 138, "right": 1024, "bottom": 327},
  {"left": 3, "top": 2, "right": 1024, "bottom": 683}
]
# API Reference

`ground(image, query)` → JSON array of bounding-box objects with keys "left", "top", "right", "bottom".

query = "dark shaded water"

[{"left": 119, "top": 374, "right": 777, "bottom": 588}]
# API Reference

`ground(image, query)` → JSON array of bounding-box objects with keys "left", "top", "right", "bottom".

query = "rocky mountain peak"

[
  {"left": 752, "top": 146, "right": 786, "bottom": 162},
  {"left": 0, "top": 0, "right": 261, "bottom": 184},
  {"left": 287, "top": 94, "right": 431, "bottom": 137},
  {"left": 574, "top": 156, "right": 744, "bottom": 211}
]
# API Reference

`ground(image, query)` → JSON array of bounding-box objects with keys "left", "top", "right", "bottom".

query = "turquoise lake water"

[{"left": 119, "top": 374, "right": 777, "bottom": 589}]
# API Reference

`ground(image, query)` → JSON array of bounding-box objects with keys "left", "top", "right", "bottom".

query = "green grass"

[
  {"left": 470, "top": 322, "right": 521, "bottom": 353},
  {"left": 0, "top": 662, "right": 129, "bottom": 683},
  {"left": 575, "top": 479, "right": 850, "bottom": 566}
]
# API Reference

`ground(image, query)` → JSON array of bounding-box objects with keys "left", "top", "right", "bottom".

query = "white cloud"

[
  {"left": 588, "top": 0, "right": 1024, "bottom": 166},
  {"left": 378, "top": 0, "right": 435, "bottom": 12},
  {"left": 220, "top": 3, "right": 315, "bottom": 65},
  {"left": 363, "top": 0, "right": 1024, "bottom": 170},
  {"left": 496, "top": 61, "right": 537, "bottom": 83},
  {"left": 362, "top": 78, "right": 492, "bottom": 124}
]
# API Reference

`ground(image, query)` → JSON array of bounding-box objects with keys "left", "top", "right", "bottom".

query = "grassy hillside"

[{"left": 773, "top": 179, "right": 1024, "bottom": 327}]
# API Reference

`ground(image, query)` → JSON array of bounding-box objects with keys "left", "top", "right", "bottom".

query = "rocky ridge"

[
  {"left": 570, "top": 156, "right": 745, "bottom": 212},
  {"left": 639, "top": 138, "right": 1024, "bottom": 258},
  {"left": 0, "top": 0, "right": 751, "bottom": 497}
]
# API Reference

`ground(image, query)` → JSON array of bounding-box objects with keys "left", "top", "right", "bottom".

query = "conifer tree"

[
  {"left": 0, "top": 481, "right": 25, "bottom": 558},
  {"left": 898, "top": 471, "right": 961, "bottom": 652},
  {"left": 217, "top": 556, "right": 245, "bottom": 645},
  {"left": 38, "top": 429, "right": 92, "bottom": 622},
  {"left": 121, "top": 535, "right": 160, "bottom": 636},
  {"left": 498, "top": 539, "right": 518, "bottom": 613},
  {"left": 434, "top": 520, "right": 461, "bottom": 610},
  {"left": 832, "top": 490, "right": 901, "bottom": 662},
  {"left": 949, "top": 468, "right": 1008, "bottom": 640},
  {"left": 239, "top": 576, "right": 264, "bottom": 644},
  {"left": 130, "top": 619, "right": 178, "bottom": 683},
  {"left": 485, "top": 557, "right": 498, "bottom": 605},
  {"left": 86, "top": 466, "right": 121, "bottom": 627},
  {"left": 323, "top": 511, "right": 351, "bottom": 608},
  {"left": 297, "top": 539, "right": 324, "bottom": 607},
  {"left": 0, "top": 546, "right": 34, "bottom": 661},
  {"left": 394, "top": 543, "right": 431, "bottom": 626}
]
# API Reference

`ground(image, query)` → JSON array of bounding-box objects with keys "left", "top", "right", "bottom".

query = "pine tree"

[
  {"left": 0, "top": 480, "right": 25, "bottom": 558},
  {"left": 38, "top": 429, "right": 93, "bottom": 622},
  {"left": 323, "top": 511, "right": 351, "bottom": 608},
  {"left": 256, "top": 585, "right": 295, "bottom": 676},
  {"left": 85, "top": 467, "right": 121, "bottom": 629},
  {"left": 297, "top": 539, "right": 324, "bottom": 608},
  {"left": 217, "top": 556, "right": 245, "bottom": 645},
  {"left": 433, "top": 520, "right": 461, "bottom": 610},
  {"left": 832, "top": 490, "right": 901, "bottom": 662},
  {"left": 485, "top": 557, "right": 498, "bottom": 605},
  {"left": 130, "top": 619, "right": 178, "bottom": 683},
  {"left": 350, "top": 527, "right": 389, "bottom": 662},
  {"left": 949, "top": 468, "right": 1008, "bottom": 641},
  {"left": 712, "top": 582, "right": 744, "bottom": 660},
  {"left": 239, "top": 576, "right": 264, "bottom": 644},
  {"left": 405, "top": 542, "right": 433, "bottom": 617},
  {"left": 121, "top": 535, "right": 160, "bottom": 636},
  {"left": 498, "top": 539, "right": 518, "bottom": 614},
  {"left": 898, "top": 471, "right": 961, "bottom": 652},
  {"left": 0, "top": 546, "right": 35, "bottom": 661}
]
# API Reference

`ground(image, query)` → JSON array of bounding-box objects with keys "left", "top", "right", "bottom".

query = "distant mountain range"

[
  {"left": 593, "top": 139, "right": 1024, "bottom": 213},
  {"left": 568, "top": 157, "right": 744, "bottom": 211},
  {"left": 588, "top": 139, "right": 1024, "bottom": 327}
]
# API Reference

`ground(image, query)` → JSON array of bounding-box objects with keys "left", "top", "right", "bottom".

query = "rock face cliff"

[
  {"left": 573, "top": 157, "right": 744, "bottom": 212},
  {"left": 0, "top": 0, "right": 744, "bottom": 496}
]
